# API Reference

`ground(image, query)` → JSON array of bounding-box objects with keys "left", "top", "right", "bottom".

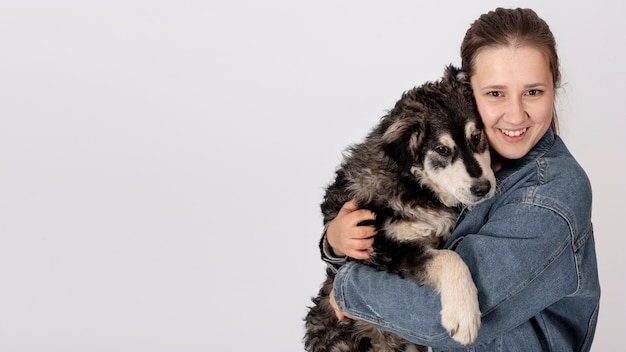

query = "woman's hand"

[{"left": 326, "top": 199, "right": 377, "bottom": 260}]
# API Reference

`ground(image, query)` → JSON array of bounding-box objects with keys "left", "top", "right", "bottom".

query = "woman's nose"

[{"left": 504, "top": 97, "right": 527, "bottom": 124}]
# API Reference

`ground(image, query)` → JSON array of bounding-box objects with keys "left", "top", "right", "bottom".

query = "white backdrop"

[{"left": 1, "top": 1, "right": 624, "bottom": 351}]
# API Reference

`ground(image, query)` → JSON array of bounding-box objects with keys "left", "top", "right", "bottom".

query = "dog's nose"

[{"left": 470, "top": 180, "right": 491, "bottom": 197}]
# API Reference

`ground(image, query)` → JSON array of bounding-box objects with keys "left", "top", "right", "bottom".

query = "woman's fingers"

[
  {"left": 347, "top": 248, "right": 374, "bottom": 260},
  {"left": 345, "top": 237, "right": 375, "bottom": 259},
  {"left": 340, "top": 200, "right": 377, "bottom": 229},
  {"left": 338, "top": 199, "right": 359, "bottom": 216},
  {"left": 354, "top": 222, "right": 377, "bottom": 239},
  {"left": 350, "top": 208, "right": 376, "bottom": 226}
]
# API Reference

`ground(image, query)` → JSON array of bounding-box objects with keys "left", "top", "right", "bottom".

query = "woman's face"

[{"left": 470, "top": 46, "right": 554, "bottom": 165}]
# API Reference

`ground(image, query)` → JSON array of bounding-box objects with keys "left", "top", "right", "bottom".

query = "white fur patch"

[
  {"left": 465, "top": 122, "right": 478, "bottom": 141},
  {"left": 383, "top": 206, "right": 457, "bottom": 242}
]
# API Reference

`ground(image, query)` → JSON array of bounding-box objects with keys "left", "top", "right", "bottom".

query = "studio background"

[{"left": 0, "top": 1, "right": 623, "bottom": 351}]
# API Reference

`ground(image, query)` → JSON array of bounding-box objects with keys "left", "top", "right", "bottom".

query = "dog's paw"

[
  {"left": 426, "top": 249, "right": 481, "bottom": 345},
  {"left": 439, "top": 284, "right": 480, "bottom": 345},
  {"left": 441, "top": 301, "right": 480, "bottom": 345}
]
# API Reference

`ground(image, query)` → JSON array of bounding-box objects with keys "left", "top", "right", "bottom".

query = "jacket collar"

[{"left": 495, "top": 129, "right": 556, "bottom": 183}]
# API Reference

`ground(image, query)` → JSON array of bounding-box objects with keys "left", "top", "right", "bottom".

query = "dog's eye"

[
  {"left": 471, "top": 133, "right": 481, "bottom": 145},
  {"left": 434, "top": 146, "right": 451, "bottom": 157}
]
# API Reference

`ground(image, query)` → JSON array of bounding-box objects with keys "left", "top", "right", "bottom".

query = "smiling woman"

[
  {"left": 322, "top": 8, "right": 600, "bottom": 351},
  {"left": 471, "top": 46, "right": 556, "bottom": 170}
]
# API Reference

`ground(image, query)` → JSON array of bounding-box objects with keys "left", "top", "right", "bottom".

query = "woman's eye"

[
  {"left": 487, "top": 91, "right": 501, "bottom": 97},
  {"left": 528, "top": 89, "right": 543, "bottom": 96},
  {"left": 435, "top": 146, "right": 451, "bottom": 157}
]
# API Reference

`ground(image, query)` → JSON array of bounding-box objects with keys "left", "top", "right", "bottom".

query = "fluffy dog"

[{"left": 304, "top": 65, "right": 496, "bottom": 352}]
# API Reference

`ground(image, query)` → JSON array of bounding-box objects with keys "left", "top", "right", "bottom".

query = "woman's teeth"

[{"left": 501, "top": 128, "right": 527, "bottom": 137}]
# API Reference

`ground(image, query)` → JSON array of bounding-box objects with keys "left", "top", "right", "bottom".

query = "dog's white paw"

[
  {"left": 439, "top": 283, "right": 480, "bottom": 345},
  {"left": 426, "top": 249, "right": 481, "bottom": 345}
]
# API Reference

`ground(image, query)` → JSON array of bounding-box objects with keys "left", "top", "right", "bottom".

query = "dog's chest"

[{"left": 381, "top": 207, "right": 459, "bottom": 243}]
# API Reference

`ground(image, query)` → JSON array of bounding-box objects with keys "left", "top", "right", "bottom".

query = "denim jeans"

[{"left": 325, "top": 130, "right": 600, "bottom": 351}]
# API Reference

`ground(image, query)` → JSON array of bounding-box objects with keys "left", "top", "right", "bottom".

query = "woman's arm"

[{"left": 332, "top": 203, "right": 579, "bottom": 347}]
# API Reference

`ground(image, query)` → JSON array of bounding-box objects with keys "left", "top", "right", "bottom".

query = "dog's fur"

[{"left": 304, "top": 65, "right": 496, "bottom": 352}]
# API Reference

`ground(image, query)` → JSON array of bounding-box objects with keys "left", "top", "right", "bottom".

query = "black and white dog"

[{"left": 304, "top": 65, "right": 496, "bottom": 352}]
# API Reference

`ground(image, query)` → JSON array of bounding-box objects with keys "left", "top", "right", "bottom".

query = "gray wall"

[{"left": 1, "top": 1, "right": 623, "bottom": 351}]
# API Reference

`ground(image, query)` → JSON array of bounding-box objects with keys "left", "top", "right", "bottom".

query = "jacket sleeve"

[
  {"left": 319, "top": 223, "right": 348, "bottom": 272},
  {"left": 332, "top": 202, "right": 579, "bottom": 347}
]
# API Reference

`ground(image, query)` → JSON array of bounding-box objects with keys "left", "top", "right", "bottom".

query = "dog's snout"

[{"left": 470, "top": 179, "right": 492, "bottom": 197}]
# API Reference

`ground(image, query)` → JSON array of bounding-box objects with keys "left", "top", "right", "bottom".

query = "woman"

[{"left": 321, "top": 8, "right": 600, "bottom": 351}]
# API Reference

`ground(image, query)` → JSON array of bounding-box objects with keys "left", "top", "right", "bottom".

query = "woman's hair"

[{"left": 460, "top": 8, "right": 560, "bottom": 133}]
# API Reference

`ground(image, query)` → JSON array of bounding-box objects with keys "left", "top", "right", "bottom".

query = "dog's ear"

[
  {"left": 380, "top": 111, "right": 423, "bottom": 172},
  {"left": 442, "top": 64, "right": 469, "bottom": 86}
]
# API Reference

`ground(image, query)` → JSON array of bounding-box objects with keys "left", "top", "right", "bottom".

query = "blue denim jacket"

[{"left": 323, "top": 130, "right": 600, "bottom": 351}]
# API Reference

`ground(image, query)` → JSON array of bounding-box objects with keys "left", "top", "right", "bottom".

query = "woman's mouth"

[{"left": 500, "top": 127, "right": 528, "bottom": 137}]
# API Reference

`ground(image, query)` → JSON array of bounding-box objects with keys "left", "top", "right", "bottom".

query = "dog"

[{"left": 304, "top": 65, "right": 496, "bottom": 352}]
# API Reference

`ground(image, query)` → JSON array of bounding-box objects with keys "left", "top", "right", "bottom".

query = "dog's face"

[{"left": 381, "top": 66, "right": 496, "bottom": 207}]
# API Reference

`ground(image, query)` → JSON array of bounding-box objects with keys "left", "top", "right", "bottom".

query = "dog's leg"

[{"left": 423, "top": 249, "right": 480, "bottom": 345}]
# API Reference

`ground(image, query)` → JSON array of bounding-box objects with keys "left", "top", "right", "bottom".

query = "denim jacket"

[{"left": 322, "top": 130, "right": 600, "bottom": 351}]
